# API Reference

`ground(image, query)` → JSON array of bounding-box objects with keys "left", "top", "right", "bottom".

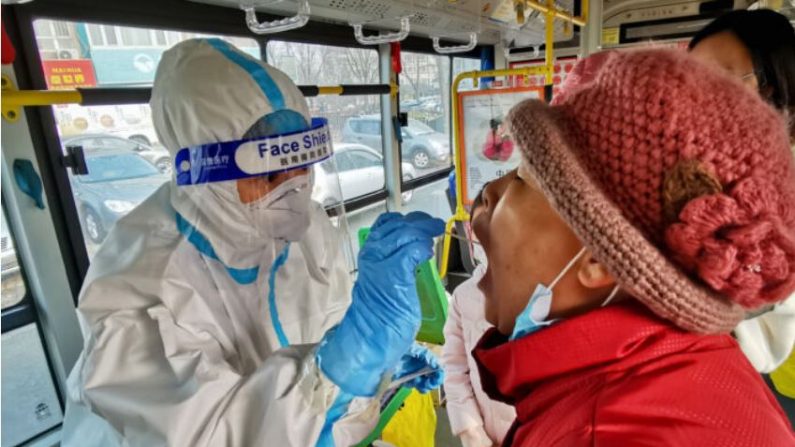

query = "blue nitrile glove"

[
  {"left": 392, "top": 344, "right": 445, "bottom": 394},
  {"left": 316, "top": 212, "right": 445, "bottom": 397}
]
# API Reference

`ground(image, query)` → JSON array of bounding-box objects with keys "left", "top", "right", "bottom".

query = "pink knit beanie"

[{"left": 507, "top": 49, "right": 795, "bottom": 333}]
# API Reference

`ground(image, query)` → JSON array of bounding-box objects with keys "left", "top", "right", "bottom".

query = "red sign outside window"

[{"left": 42, "top": 60, "right": 97, "bottom": 89}]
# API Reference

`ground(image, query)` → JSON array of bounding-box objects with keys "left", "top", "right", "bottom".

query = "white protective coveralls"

[
  {"left": 61, "top": 38, "right": 386, "bottom": 446},
  {"left": 735, "top": 294, "right": 795, "bottom": 373}
]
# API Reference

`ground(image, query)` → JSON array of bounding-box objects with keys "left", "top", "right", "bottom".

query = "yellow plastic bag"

[
  {"left": 770, "top": 347, "right": 795, "bottom": 398},
  {"left": 380, "top": 389, "right": 437, "bottom": 447}
]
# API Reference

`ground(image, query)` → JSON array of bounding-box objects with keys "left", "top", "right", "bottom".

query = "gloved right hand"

[
  {"left": 392, "top": 343, "right": 445, "bottom": 394},
  {"left": 316, "top": 212, "right": 445, "bottom": 396}
]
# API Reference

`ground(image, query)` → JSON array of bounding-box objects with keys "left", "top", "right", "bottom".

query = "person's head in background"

[{"left": 689, "top": 9, "right": 795, "bottom": 139}]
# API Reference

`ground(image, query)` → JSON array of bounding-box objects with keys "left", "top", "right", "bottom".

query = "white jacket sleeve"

[
  {"left": 442, "top": 291, "right": 488, "bottom": 439},
  {"left": 65, "top": 305, "right": 379, "bottom": 447},
  {"left": 735, "top": 294, "right": 795, "bottom": 373}
]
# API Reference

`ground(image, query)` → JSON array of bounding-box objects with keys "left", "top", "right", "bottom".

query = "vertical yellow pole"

[
  {"left": 439, "top": 219, "right": 456, "bottom": 278},
  {"left": 441, "top": 68, "right": 551, "bottom": 278},
  {"left": 441, "top": 73, "right": 469, "bottom": 279},
  {"left": 581, "top": 0, "right": 589, "bottom": 23},
  {"left": 451, "top": 76, "right": 465, "bottom": 221}
]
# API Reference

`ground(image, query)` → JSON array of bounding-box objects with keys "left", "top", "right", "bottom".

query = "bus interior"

[{"left": 1, "top": 0, "right": 794, "bottom": 445}]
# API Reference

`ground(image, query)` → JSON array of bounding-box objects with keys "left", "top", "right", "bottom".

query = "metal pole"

[
  {"left": 580, "top": 0, "right": 602, "bottom": 57},
  {"left": 525, "top": 0, "right": 586, "bottom": 27},
  {"left": 545, "top": 0, "right": 555, "bottom": 85},
  {"left": 379, "top": 43, "right": 402, "bottom": 212}
]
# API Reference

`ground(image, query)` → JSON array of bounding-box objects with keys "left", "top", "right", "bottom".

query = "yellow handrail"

[
  {"left": 3, "top": 89, "right": 83, "bottom": 107},
  {"left": 441, "top": 65, "right": 551, "bottom": 278},
  {"left": 525, "top": 0, "right": 586, "bottom": 27},
  {"left": 440, "top": 4, "right": 566, "bottom": 278}
]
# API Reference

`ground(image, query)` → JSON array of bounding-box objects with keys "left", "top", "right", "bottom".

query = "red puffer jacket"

[{"left": 473, "top": 301, "right": 794, "bottom": 446}]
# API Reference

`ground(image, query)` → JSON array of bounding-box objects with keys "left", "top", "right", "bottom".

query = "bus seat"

[
  {"left": 444, "top": 185, "right": 477, "bottom": 280},
  {"left": 454, "top": 219, "right": 477, "bottom": 275}
]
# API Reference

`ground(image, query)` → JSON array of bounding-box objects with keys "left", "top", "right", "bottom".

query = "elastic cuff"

[{"left": 315, "top": 327, "right": 385, "bottom": 397}]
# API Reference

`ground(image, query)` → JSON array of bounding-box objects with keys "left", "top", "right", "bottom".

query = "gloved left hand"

[{"left": 392, "top": 344, "right": 445, "bottom": 394}]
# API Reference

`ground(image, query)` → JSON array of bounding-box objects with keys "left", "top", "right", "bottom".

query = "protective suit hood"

[{"left": 150, "top": 38, "right": 314, "bottom": 271}]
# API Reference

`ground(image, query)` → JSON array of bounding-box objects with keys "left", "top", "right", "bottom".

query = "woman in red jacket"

[{"left": 470, "top": 48, "right": 795, "bottom": 446}]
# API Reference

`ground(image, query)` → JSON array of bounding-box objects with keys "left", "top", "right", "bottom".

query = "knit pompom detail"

[{"left": 665, "top": 176, "right": 795, "bottom": 308}]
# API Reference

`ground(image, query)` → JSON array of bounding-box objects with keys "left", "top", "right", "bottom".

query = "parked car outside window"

[
  {"left": 63, "top": 133, "right": 172, "bottom": 174},
  {"left": 313, "top": 143, "right": 416, "bottom": 206},
  {"left": 70, "top": 150, "right": 169, "bottom": 244},
  {"left": 342, "top": 116, "right": 450, "bottom": 170}
]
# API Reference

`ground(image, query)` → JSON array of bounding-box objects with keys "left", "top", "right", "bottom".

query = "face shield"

[{"left": 172, "top": 116, "right": 353, "bottom": 276}]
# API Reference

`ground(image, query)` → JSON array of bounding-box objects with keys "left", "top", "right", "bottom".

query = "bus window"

[
  {"left": 32, "top": 20, "right": 257, "bottom": 257},
  {"left": 453, "top": 56, "right": 482, "bottom": 91},
  {"left": 33, "top": 20, "right": 259, "bottom": 89},
  {"left": 53, "top": 116, "right": 171, "bottom": 257},
  {"left": 397, "top": 53, "right": 481, "bottom": 223},
  {"left": 268, "top": 41, "right": 387, "bottom": 237},
  {"left": 267, "top": 41, "right": 384, "bottom": 195},
  {"left": 267, "top": 41, "right": 378, "bottom": 85},
  {"left": 399, "top": 52, "right": 452, "bottom": 175}
]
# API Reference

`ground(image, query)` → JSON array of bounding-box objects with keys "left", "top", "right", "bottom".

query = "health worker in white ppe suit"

[{"left": 61, "top": 38, "right": 445, "bottom": 447}]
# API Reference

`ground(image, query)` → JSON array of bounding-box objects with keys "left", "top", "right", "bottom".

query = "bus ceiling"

[{"left": 193, "top": 0, "right": 582, "bottom": 49}]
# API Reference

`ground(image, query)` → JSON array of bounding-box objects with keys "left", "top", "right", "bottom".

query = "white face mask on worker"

[{"left": 247, "top": 175, "right": 312, "bottom": 242}]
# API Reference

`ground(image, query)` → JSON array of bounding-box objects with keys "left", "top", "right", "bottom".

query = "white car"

[{"left": 313, "top": 143, "right": 417, "bottom": 207}]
